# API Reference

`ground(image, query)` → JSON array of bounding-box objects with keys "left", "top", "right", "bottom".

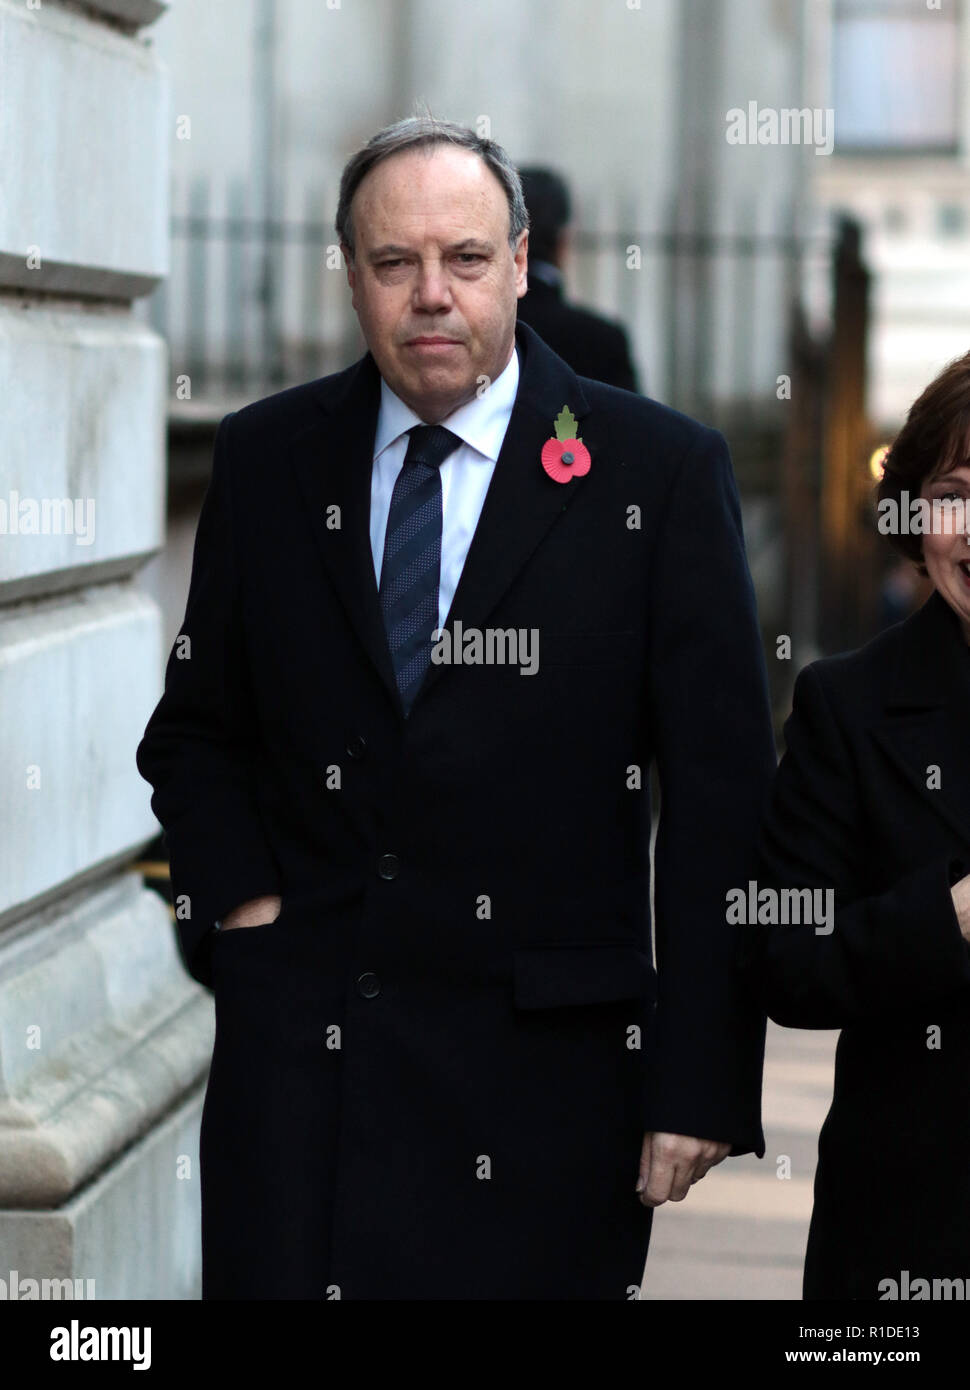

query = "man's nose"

[{"left": 412, "top": 260, "right": 452, "bottom": 311}]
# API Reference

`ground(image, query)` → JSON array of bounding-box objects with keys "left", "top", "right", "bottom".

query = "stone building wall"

[{"left": 0, "top": 0, "right": 211, "bottom": 1299}]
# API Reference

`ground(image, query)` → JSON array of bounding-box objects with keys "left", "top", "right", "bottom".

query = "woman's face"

[{"left": 921, "top": 462, "right": 970, "bottom": 642}]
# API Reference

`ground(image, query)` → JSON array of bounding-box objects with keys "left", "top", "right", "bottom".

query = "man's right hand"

[{"left": 220, "top": 894, "right": 282, "bottom": 930}]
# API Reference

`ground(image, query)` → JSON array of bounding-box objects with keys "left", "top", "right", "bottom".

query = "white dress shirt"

[{"left": 369, "top": 343, "right": 520, "bottom": 633}]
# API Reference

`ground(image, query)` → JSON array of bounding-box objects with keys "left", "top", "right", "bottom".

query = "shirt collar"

[{"left": 373, "top": 341, "right": 520, "bottom": 464}]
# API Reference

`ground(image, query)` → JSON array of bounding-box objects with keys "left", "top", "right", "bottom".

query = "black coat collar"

[
  {"left": 871, "top": 590, "right": 970, "bottom": 847},
  {"left": 883, "top": 587, "right": 970, "bottom": 710},
  {"left": 289, "top": 320, "right": 595, "bottom": 717}
]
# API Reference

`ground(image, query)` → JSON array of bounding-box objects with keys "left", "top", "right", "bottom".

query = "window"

[{"left": 832, "top": 0, "right": 960, "bottom": 153}]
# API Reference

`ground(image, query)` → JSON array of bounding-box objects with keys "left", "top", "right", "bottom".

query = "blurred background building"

[
  {"left": 816, "top": 0, "right": 970, "bottom": 426},
  {"left": 0, "top": 0, "right": 205, "bottom": 1299},
  {"left": 2, "top": 0, "right": 968, "bottom": 1297}
]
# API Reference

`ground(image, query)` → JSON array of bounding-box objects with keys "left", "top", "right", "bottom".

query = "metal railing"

[{"left": 145, "top": 175, "right": 837, "bottom": 424}]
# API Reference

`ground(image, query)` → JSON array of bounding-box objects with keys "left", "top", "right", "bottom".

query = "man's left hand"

[{"left": 635, "top": 1132, "right": 731, "bottom": 1207}]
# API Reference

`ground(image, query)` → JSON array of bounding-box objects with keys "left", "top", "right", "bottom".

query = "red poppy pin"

[{"left": 541, "top": 406, "right": 591, "bottom": 484}]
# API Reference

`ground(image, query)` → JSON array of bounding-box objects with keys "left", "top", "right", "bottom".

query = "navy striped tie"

[{"left": 378, "top": 424, "right": 463, "bottom": 715}]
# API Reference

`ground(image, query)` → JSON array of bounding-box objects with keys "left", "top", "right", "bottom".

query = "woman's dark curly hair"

[{"left": 877, "top": 350, "right": 970, "bottom": 575}]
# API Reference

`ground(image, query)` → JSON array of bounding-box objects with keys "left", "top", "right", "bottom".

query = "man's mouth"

[{"left": 406, "top": 336, "right": 462, "bottom": 349}]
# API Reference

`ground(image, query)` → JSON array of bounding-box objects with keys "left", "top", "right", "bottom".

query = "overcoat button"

[
  {"left": 357, "top": 972, "right": 381, "bottom": 998},
  {"left": 378, "top": 853, "right": 400, "bottom": 879}
]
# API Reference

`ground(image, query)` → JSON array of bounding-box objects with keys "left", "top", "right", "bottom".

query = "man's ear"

[{"left": 514, "top": 229, "right": 529, "bottom": 299}]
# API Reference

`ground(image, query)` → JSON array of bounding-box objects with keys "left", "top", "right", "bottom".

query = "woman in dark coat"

[{"left": 743, "top": 352, "right": 970, "bottom": 1300}]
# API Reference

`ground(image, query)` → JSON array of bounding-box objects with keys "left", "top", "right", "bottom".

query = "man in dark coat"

[
  {"left": 136, "top": 117, "right": 775, "bottom": 1300},
  {"left": 516, "top": 166, "right": 641, "bottom": 393}
]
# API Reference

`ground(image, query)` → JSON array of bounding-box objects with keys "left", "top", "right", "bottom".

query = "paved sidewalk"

[{"left": 641, "top": 1022, "right": 839, "bottom": 1299}]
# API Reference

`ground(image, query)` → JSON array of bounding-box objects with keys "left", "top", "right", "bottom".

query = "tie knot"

[{"left": 404, "top": 424, "right": 463, "bottom": 470}]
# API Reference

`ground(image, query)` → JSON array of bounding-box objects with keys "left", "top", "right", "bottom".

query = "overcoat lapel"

[
  {"left": 289, "top": 344, "right": 394, "bottom": 702},
  {"left": 870, "top": 589, "right": 970, "bottom": 848},
  {"left": 289, "top": 321, "right": 597, "bottom": 714}
]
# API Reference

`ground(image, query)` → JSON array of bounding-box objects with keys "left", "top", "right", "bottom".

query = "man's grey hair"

[{"left": 335, "top": 114, "right": 529, "bottom": 261}]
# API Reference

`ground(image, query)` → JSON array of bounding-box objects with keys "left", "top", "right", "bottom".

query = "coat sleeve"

[
  {"left": 643, "top": 425, "right": 776, "bottom": 1157},
  {"left": 136, "top": 412, "right": 282, "bottom": 988},
  {"left": 740, "top": 661, "right": 970, "bottom": 1030}
]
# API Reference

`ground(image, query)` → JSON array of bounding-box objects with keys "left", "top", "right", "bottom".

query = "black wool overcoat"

[
  {"left": 742, "top": 590, "right": 970, "bottom": 1300},
  {"left": 136, "top": 319, "right": 775, "bottom": 1300}
]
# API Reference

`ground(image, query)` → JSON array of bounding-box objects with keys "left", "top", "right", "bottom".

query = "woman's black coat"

[{"left": 742, "top": 590, "right": 970, "bottom": 1299}]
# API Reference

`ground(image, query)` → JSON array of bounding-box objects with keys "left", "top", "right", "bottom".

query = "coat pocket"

[
  {"left": 210, "top": 899, "right": 294, "bottom": 960},
  {"left": 213, "top": 912, "right": 284, "bottom": 944},
  {"left": 512, "top": 942, "right": 656, "bottom": 1009}
]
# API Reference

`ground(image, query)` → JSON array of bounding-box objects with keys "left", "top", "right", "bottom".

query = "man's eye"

[
  {"left": 935, "top": 491, "right": 962, "bottom": 503},
  {"left": 379, "top": 260, "right": 404, "bottom": 269},
  {"left": 456, "top": 254, "right": 483, "bottom": 264}
]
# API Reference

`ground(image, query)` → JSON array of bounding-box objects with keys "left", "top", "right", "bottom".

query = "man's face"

[{"left": 343, "top": 144, "right": 528, "bottom": 423}]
